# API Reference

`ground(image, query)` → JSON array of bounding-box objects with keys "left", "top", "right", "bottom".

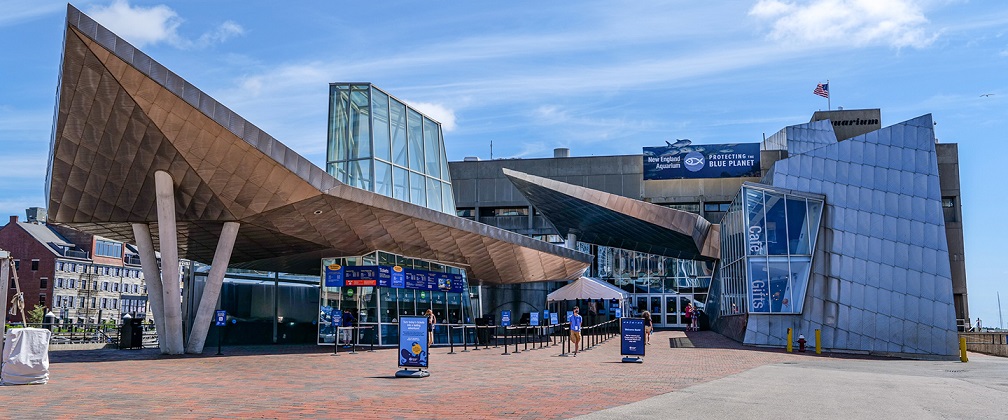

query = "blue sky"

[{"left": 2, "top": 1, "right": 1007, "bottom": 327}]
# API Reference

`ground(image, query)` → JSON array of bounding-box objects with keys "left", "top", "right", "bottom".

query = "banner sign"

[
  {"left": 501, "top": 310, "right": 511, "bottom": 327},
  {"left": 322, "top": 262, "right": 465, "bottom": 293},
  {"left": 542, "top": 310, "right": 550, "bottom": 325},
  {"left": 331, "top": 310, "right": 342, "bottom": 330},
  {"left": 214, "top": 310, "right": 227, "bottom": 327},
  {"left": 324, "top": 263, "right": 344, "bottom": 287},
  {"left": 566, "top": 311, "right": 573, "bottom": 323},
  {"left": 621, "top": 318, "right": 646, "bottom": 356},
  {"left": 643, "top": 142, "right": 760, "bottom": 180},
  {"left": 530, "top": 312, "right": 540, "bottom": 326},
  {"left": 398, "top": 316, "right": 429, "bottom": 368},
  {"left": 550, "top": 313, "right": 559, "bottom": 325},
  {"left": 391, "top": 265, "right": 405, "bottom": 288}
]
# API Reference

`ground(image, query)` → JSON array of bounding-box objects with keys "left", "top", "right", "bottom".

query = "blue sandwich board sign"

[
  {"left": 621, "top": 318, "right": 646, "bottom": 357},
  {"left": 501, "top": 310, "right": 511, "bottom": 327},
  {"left": 398, "top": 316, "right": 429, "bottom": 368},
  {"left": 530, "top": 312, "right": 540, "bottom": 326}
]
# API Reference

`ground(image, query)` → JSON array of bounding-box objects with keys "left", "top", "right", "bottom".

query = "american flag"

[{"left": 813, "top": 83, "right": 829, "bottom": 98}]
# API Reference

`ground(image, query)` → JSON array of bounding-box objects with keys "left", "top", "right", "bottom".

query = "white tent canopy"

[{"left": 547, "top": 276, "right": 628, "bottom": 302}]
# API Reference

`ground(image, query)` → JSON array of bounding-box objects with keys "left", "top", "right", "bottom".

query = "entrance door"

[
  {"left": 665, "top": 295, "right": 680, "bottom": 327},
  {"left": 649, "top": 296, "right": 663, "bottom": 327}
]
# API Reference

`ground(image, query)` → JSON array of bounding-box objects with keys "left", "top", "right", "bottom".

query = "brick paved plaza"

[{"left": 1, "top": 330, "right": 806, "bottom": 419}]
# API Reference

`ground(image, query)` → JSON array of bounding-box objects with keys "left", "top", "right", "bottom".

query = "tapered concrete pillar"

[
  {"left": 131, "top": 223, "right": 168, "bottom": 353},
  {"left": 186, "top": 222, "right": 240, "bottom": 354},
  {"left": 154, "top": 170, "right": 185, "bottom": 354}
]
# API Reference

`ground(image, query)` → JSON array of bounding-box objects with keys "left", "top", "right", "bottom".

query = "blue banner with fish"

[
  {"left": 643, "top": 141, "right": 760, "bottom": 180},
  {"left": 399, "top": 316, "right": 429, "bottom": 368}
]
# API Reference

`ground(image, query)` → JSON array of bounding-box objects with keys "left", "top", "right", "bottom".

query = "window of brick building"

[
  {"left": 40, "top": 277, "right": 48, "bottom": 288},
  {"left": 31, "top": 259, "right": 39, "bottom": 271}
]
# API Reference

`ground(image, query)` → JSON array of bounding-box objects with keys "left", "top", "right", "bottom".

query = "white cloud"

[
  {"left": 195, "top": 21, "right": 244, "bottom": 47},
  {"left": 749, "top": 0, "right": 937, "bottom": 49},
  {"left": 87, "top": 0, "right": 243, "bottom": 49},
  {"left": 88, "top": 1, "right": 181, "bottom": 48},
  {"left": 405, "top": 102, "right": 457, "bottom": 132}
]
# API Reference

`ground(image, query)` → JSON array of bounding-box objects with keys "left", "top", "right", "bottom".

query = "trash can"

[
  {"left": 475, "top": 316, "right": 491, "bottom": 345},
  {"left": 119, "top": 317, "right": 144, "bottom": 349}
]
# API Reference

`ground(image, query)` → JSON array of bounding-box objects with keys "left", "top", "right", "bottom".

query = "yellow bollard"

[
  {"left": 815, "top": 329, "right": 821, "bottom": 355},
  {"left": 959, "top": 337, "right": 968, "bottom": 363},
  {"left": 786, "top": 328, "right": 793, "bottom": 353}
]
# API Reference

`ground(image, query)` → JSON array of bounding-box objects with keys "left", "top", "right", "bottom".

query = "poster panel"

[
  {"left": 621, "top": 318, "right": 646, "bottom": 356},
  {"left": 398, "top": 316, "right": 429, "bottom": 368}
]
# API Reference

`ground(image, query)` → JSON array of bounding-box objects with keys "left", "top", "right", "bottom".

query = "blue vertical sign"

[
  {"left": 501, "top": 310, "right": 512, "bottom": 327},
  {"left": 324, "top": 263, "right": 345, "bottom": 287},
  {"left": 530, "top": 312, "right": 540, "bottom": 326},
  {"left": 332, "top": 311, "right": 342, "bottom": 334},
  {"left": 391, "top": 265, "right": 405, "bottom": 288},
  {"left": 550, "top": 312, "right": 559, "bottom": 325},
  {"left": 621, "top": 318, "right": 646, "bottom": 356},
  {"left": 214, "top": 310, "right": 227, "bottom": 326},
  {"left": 542, "top": 310, "right": 550, "bottom": 325},
  {"left": 566, "top": 311, "right": 573, "bottom": 322},
  {"left": 398, "top": 316, "right": 429, "bottom": 368}
]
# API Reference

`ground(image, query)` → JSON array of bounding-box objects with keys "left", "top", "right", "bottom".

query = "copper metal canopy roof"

[
  {"left": 45, "top": 5, "right": 590, "bottom": 283},
  {"left": 502, "top": 168, "right": 720, "bottom": 262}
]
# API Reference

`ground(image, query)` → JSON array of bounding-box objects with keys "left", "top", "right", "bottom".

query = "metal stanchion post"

[
  {"left": 485, "top": 326, "right": 490, "bottom": 349},
  {"left": 494, "top": 326, "right": 499, "bottom": 348},
  {"left": 524, "top": 326, "right": 529, "bottom": 351},
  {"left": 514, "top": 327, "right": 520, "bottom": 354},
  {"left": 370, "top": 326, "right": 375, "bottom": 352},
  {"left": 560, "top": 325, "right": 566, "bottom": 356},
  {"left": 462, "top": 325, "right": 470, "bottom": 352},
  {"left": 333, "top": 327, "right": 339, "bottom": 356},
  {"left": 473, "top": 326, "right": 481, "bottom": 351},
  {"left": 349, "top": 326, "right": 358, "bottom": 354},
  {"left": 502, "top": 326, "right": 509, "bottom": 355},
  {"left": 448, "top": 325, "right": 456, "bottom": 355}
]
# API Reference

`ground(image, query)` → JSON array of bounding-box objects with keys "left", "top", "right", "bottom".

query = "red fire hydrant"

[{"left": 797, "top": 334, "right": 807, "bottom": 352}]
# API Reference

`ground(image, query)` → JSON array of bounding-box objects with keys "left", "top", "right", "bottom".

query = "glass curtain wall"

[
  {"left": 715, "top": 183, "right": 824, "bottom": 316},
  {"left": 592, "top": 243, "right": 713, "bottom": 326},
  {"left": 318, "top": 250, "right": 473, "bottom": 346},
  {"left": 326, "top": 83, "right": 456, "bottom": 214}
]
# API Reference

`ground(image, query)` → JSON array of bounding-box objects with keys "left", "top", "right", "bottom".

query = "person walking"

[
  {"left": 570, "top": 306, "right": 583, "bottom": 357},
  {"left": 425, "top": 309, "right": 437, "bottom": 347},
  {"left": 642, "top": 310, "right": 653, "bottom": 345},
  {"left": 684, "top": 302, "right": 694, "bottom": 332}
]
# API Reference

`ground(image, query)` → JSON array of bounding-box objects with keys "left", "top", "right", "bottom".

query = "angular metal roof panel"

[
  {"left": 503, "top": 168, "right": 720, "bottom": 261},
  {"left": 47, "top": 5, "right": 590, "bottom": 283}
]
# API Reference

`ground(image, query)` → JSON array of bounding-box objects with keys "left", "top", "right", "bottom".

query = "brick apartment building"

[{"left": 1, "top": 209, "right": 149, "bottom": 325}]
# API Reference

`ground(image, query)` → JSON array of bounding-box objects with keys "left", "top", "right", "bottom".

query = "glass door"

[
  {"left": 649, "top": 296, "right": 663, "bottom": 327},
  {"left": 665, "top": 295, "right": 680, "bottom": 327}
]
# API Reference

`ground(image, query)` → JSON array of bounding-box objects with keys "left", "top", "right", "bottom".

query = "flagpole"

[
  {"left": 999, "top": 291, "right": 1003, "bottom": 329},
  {"left": 827, "top": 79, "right": 831, "bottom": 110}
]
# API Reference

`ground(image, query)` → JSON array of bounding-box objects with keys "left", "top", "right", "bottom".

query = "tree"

[{"left": 26, "top": 304, "right": 47, "bottom": 325}]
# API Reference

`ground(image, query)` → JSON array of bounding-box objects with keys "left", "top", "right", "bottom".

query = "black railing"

[{"left": 4, "top": 322, "right": 157, "bottom": 347}]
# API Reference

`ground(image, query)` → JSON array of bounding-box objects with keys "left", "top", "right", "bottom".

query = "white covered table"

[{"left": 1, "top": 327, "right": 51, "bottom": 385}]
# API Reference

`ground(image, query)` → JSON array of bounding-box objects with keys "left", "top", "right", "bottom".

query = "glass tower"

[{"left": 327, "top": 83, "right": 455, "bottom": 214}]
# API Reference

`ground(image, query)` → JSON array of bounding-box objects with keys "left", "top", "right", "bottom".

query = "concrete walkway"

[
  {"left": 577, "top": 351, "right": 1008, "bottom": 419},
  {"left": 2, "top": 330, "right": 1004, "bottom": 418}
]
